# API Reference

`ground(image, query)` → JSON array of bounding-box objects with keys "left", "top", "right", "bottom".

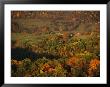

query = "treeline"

[
  {"left": 11, "top": 11, "right": 99, "bottom": 23},
  {"left": 11, "top": 11, "right": 100, "bottom": 33}
]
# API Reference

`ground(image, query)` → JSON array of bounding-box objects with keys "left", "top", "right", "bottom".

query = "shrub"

[
  {"left": 88, "top": 58, "right": 100, "bottom": 76},
  {"left": 66, "top": 56, "right": 86, "bottom": 76},
  {"left": 76, "top": 51, "right": 93, "bottom": 61}
]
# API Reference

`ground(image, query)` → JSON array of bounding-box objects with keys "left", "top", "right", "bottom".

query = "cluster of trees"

[
  {"left": 11, "top": 55, "right": 100, "bottom": 77},
  {"left": 11, "top": 11, "right": 99, "bottom": 33},
  {"left": 12, "top": 31, "right": 99, "bottom": 57},
  {"left": 11, "top": 31, "right": 100, "bottom": 77},
  {"left": 11, "top": 11, "right": 99, "bottom": 23},
  {"left": 11, "top": 57, "right": 100, "bottom": 77},
  {"left": 11, "top": 11, "right": 100, "bottom": 77}
]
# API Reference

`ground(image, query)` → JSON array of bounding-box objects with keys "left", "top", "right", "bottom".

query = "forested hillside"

[{"left": 11, "top": 11, "right": 100, "bottom": 77}]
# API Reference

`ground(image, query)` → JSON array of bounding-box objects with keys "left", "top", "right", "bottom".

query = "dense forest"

[{"left": 11, "top": 11, "right": 100, "bottom": 77}]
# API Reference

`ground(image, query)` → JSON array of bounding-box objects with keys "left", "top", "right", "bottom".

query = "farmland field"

[{"left": 11, "top": 11, "right": 100, "bottom": 77}]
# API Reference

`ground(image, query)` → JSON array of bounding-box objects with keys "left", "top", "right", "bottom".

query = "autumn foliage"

[
  {"left": 11, "top": 11, "right": 100, "bottom": 77},
  {"left": 88, "top": 59, "right": 100, "bottom": 76}
]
